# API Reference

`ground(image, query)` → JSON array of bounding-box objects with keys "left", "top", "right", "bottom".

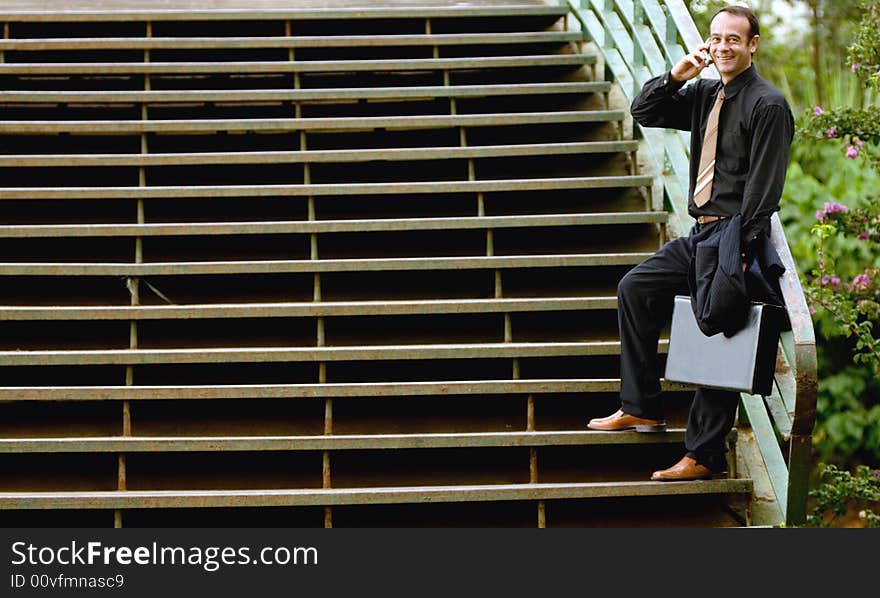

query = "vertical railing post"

[{"left": 663, "top": 4, "right": 677, "bottom": 70}]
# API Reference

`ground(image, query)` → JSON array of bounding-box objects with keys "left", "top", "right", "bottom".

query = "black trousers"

[{"left": 616, "top": 220, "right": 736, "bottom": 472}]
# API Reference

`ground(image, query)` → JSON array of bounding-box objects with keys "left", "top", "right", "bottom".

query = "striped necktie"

[{"left": 693, "top": 88, "right": 725, "bottom": 207}]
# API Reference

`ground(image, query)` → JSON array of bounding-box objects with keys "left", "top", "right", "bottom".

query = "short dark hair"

[{"left": 712, "top": 5, "right": 760, "bottom": 39}]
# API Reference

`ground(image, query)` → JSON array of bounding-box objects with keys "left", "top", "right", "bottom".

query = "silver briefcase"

[{"left": 663, "top": 295, "right": 784, "bottom": 395}]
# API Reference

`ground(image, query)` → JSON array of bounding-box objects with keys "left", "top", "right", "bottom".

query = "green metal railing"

[{"left": 565, "top": 0, "right": 818, "bottom": 525}]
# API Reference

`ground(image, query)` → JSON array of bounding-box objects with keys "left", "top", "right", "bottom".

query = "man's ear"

[{"left": 750, "top": 34, "right": 760, "bottom": 55}]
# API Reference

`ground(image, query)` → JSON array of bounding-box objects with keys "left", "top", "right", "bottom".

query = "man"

[{"left": 587, "top": 6, "right": 794, "bottom": 481}]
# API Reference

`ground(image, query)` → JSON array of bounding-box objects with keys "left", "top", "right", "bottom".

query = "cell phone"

[{"left": 702, "top": 37, "right": 714, "bottom": 65}]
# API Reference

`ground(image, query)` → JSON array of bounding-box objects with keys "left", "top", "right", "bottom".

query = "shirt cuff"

[{"left": 661, "top": 71, "right": 686, "bottom": 91}]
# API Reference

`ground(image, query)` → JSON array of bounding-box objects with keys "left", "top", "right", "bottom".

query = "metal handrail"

[{"left": 565, "top": 0, "right": 818, "bottom": 525}]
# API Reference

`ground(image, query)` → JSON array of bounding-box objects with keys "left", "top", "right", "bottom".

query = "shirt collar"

[{"left": 719, "top": 64, "right": 757, "bottom": 100}]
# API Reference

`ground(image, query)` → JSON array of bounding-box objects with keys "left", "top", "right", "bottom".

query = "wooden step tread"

[
  {"left": 0, "top": 32, "right": 583, "bottom": 51},
  {"left": 0, "top": 430, "right": 688, "bottom": 453},
  {"left": 0, "top": 54, "right": 595, "bottom": 74},
  {"left": 0, "top": 297, "right": 620, "bottom": 321},
  {"left": 0, "top": 480, "right": 754, "bottom": 510},
  {"left": 0, "top": 81, "right": 607, "bottom": 104},
  {"left": 0, "top": 110, "right": 624, "bottom": 135},
  {"left": 0, "top": 379, "right": 694, "bottom": 401},
  {"left": 0, "top": 5, "right": 570, "bottom": 23},
  {"left": 0, "top": 253, "right": 654, "bottom": 275},
  {"left": 0, "top": 212, "right": 666, "bottom": 238},
  {"left": 0, "top": 340, "right": 669, "bottom": 366},
  {"left": 0, "top": 140, "right": 636, "bottom": 168},
  {"left": 0, "top": 174, "right": 647, "bottom": 200}
]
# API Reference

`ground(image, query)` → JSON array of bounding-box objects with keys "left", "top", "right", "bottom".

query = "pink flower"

[
  {"left": 853, "top": 273, "right": 871, "bottom": 291},
  {"left": 852, "top": 62, "right": 861, "bottom": 72},
  {"left": 809, "top": 305, "right": 816, "bottom": 315},
  {"left": 816, "top": 201, "right": 849, "bottom": 220},
  {"left": 826, "top": 127, "right": 838, "bottom": 138},
  {"left": 859, "top": 231, "right": 870, "bottom": 240},
  {"left": 846, "top": 145, "right": 859, "bottom": 159},
  {"left": 831, "top": 276, "right": 840, "bottom": 287},
  {"left": 813, "top": 106, "right": 823, "bottom": 116},
  {"left": 854, "top": 137, "right": 864, "bottom": 148}
]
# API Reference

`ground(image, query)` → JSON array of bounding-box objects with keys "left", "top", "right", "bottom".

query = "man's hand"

[{"left": 670, "top": 39, "right": 712, "bottom": 83}]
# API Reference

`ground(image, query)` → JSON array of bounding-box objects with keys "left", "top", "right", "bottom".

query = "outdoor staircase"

[{"left": 0, "top": 1, "right": 762, "bottom": 527}]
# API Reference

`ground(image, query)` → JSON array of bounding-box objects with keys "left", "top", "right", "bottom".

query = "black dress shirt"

[{"left": 630, "top": 65, "right": 794, "bottom": 261}]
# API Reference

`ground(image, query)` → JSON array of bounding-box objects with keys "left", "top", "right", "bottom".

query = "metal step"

[
  {"left": 0, "top": 253, "right": 654, "bottom": 276},
  {"left": 0, "top": 480, "right": 753, "bottom": 510},
  {"left": 0, "top": 54, "right": 595, "bottom": 75},
  {"left": 0, "top": 297, "right": 620, "bottom": 320},
  {"left": 0, "top": 110, "right": 623, "bottom": 135},
  {"left": 0, "top": 340, "right": 671, "bottom": 366},
  {"left": 0, "top": 82, "right": 608, "bottom": 105},
  {"left": 0, "top": 212, "right": 664, "bottom": 238},
  {"left": 0, "top": 5, "right": 571, "bottom": 22},
  {"left": 0, "top": 32, "right": 583, "bottom": 51},
  {"left": 0, "top": 430, "right": 689, "bottom": 453},
  {"left": 0, "top": 174, "right": 647, "bottom": 200},
  {"left": 0, "top": 140, "right": 635, "bottom": 168},
  {"left": 0, "top": 379, "right": 694, "bottom": 401}
]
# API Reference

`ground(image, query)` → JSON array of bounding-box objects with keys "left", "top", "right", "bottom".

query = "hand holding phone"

[{"left": 670, "top": 37, "right": 713, "bottom": 82}]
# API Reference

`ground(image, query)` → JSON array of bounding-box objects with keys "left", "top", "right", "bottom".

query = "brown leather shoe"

[
  {"left": 587, "top": 409, "right": 667, "bottom": 432},
  {"left": 651, "top": 456, "right": 726, "bottom": 481}
]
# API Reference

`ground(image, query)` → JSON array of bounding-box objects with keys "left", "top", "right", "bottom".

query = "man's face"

[{"left": 708, "top": 12, "right": 759, "bottom": 82}]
